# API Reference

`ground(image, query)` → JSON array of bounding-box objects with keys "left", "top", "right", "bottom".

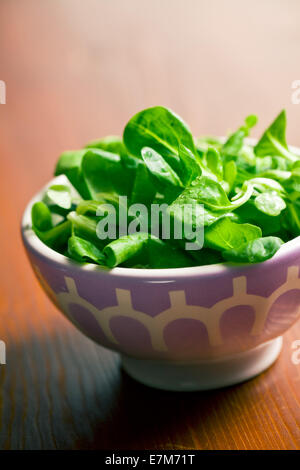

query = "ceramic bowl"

[{"left": 21, "top": 176, "right": 300, "bottom": 391}]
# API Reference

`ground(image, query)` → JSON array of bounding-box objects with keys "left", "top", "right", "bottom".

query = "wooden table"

[{"left": 0, "top": 0, "right": 299, "bottom": 450}]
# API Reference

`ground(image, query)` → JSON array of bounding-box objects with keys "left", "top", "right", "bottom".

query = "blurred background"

[
  {"left": 1, "top": 0, "right": 300, "bottom": 194},
  {"left": 0, "top": 0, "right": 300, "bottom": 450}
]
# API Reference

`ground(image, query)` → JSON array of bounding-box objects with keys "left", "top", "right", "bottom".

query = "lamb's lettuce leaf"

[
  {"left": 223, "top": 236, "right": 283, "bottom": 263},
  {"left": 254, "top": 110, "right": 297, "bottom": 162},
  {"left": 32, "top": 106, "right": 299, "bottom": 269}
]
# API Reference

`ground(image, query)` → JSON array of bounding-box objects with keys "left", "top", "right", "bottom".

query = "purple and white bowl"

[{"left": 21, "top": 175, "right": 300, "bottom": 391}]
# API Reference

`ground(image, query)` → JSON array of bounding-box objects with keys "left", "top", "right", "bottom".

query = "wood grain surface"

[{"left": 0, "top": 0, "right": 299, "bottom": 450}]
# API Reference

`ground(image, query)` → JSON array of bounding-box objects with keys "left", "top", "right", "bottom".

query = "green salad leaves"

[{"left": 31, "top": 106, "right": 300, "bottom": 269}]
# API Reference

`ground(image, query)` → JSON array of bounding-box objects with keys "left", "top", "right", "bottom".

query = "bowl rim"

[{"left": 21, "top": 139, "right": 300, "bottom": 279}]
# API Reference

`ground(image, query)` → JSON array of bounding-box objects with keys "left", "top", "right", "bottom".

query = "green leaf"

[
  {"left": 82, "top": 148, "right": 133, "bottom": 197},
  {"left": 245, "top": 115, "right": 258, "bottom": 128},
  {"left": 206, "top": 147, "right": 223, "bottom": 180},
  {"left": 33, "top": 221, "right": 71, "bottom": 250},
  {"left": 185, "top": 176, "right": 231, "bottom": 210},
  {"left": 32, "top": 107, "right": 299, "bottom": 269},
  {"left": 222, "top": 115, "right": 257, "bottom": 158},
  {"left": 168, "top": 191, "right": 238, "bottom": 253},
  {"left": 259, "top": 169, "right": 291, "bottom": 183},
  {"left": 85, "top": 134, "right": 142, "bottom": 176},
  {"left": 189, "top": 247, "right": 223, "bottom": 266},
  {"left": 179, "top": 175, "right": 253, "bottom": 212},
  {"left": 76, "top": 200, "right": 104, "bottom": 216},
  {"left": 254, "top": 110, "right": 297, "bottom": 162},
  {"left": 195, "top": 136, "right": 222, "bottom": 152},
  {"left": 85, "top": 135, "right": 126, "bottom": 155},
  {"left": 104, "top": 233, "right": 149, "bottom": 267},
  {"left": 31, "top": 202, "right": 53, "bottom": 232},
  {"left": 130, "top": 163, "right": 156, "bottom": 206},
  {"left": 168, "top": 197, "right": 222, "bottom": 233},
  {"left": 283, "top": 167, "right": 300, "bottom": 193},
  {"left": 45, "top": 185, "right": 72, "bottom": 210},
  {"left": 223, "top": 236, "right": 284, "bottom": 263},
  {"left": 254, "top": 191, "right": 286, "bottom": 216},
  {"left": 76, "top": 193, "right": 122, "bottom": 216},
  {"left": 147, "top": 238, "right": 197, "bottom": 268},
  {"left": 123, "top": 106, "right": 196, "bottom": 170},
  {"left": 255, "top": 155, "right": 291, "bottom": 174},
  {"left": 67, "top": 211, "right": 103, "bottom": 246},
  {"left": 235, "top": 201, "right": 281, "bottom": 236},
  {"left": 205, "top": 217, "right": 262, "bottom": 251},
  {"left": 284, "top": 202, "right": 300, "bottom": 237},
  {"left": 178, "top": 144, "right": 202, "bottom": 186},
  {"left": 248, "top": 177, "right": 285, "bottom": 194},
  {"left": 68, "top": 235, "right": 106, "bottom": 264},
  {"left": 54, "top": 150, "right": 91, "bottom": 199},
  {"left": 223, "top": 160, "right": 237, "bottom": 191},
  {"left": 141, "top": 147, "right": 183, "bottom": 190}
]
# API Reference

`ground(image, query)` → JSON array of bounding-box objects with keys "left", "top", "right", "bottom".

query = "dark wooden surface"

[{"left": 0, "top": 0, "right": 300, "bottom": 450}]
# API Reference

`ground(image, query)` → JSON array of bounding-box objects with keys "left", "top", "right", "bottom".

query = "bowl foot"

[{"left": 122, "top": 337, "right": 283, "bottom": 391}]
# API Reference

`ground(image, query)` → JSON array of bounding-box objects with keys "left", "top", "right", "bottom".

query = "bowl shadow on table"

[
  {"left": 0, "top": 324, "right": 281, "bottom": 450},
  {"left": 78, "top": 362, "right": 269, "bottom": 450},
  {"left": 0, "top": 327, "right": 280, "bottom": 450}
]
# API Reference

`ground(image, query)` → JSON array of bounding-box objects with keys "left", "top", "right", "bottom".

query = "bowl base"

[{"left": 122, "top": 337, "right": 283, "bottom": 391}]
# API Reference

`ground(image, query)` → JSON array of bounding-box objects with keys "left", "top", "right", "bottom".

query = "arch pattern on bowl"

[{"left": 32, "top": 263, "right": 300, "bottom": 359}]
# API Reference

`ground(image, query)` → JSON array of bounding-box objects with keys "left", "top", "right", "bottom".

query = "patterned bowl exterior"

[{"left": 22, "top": 177, "right": 300, "bottom": 361}]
